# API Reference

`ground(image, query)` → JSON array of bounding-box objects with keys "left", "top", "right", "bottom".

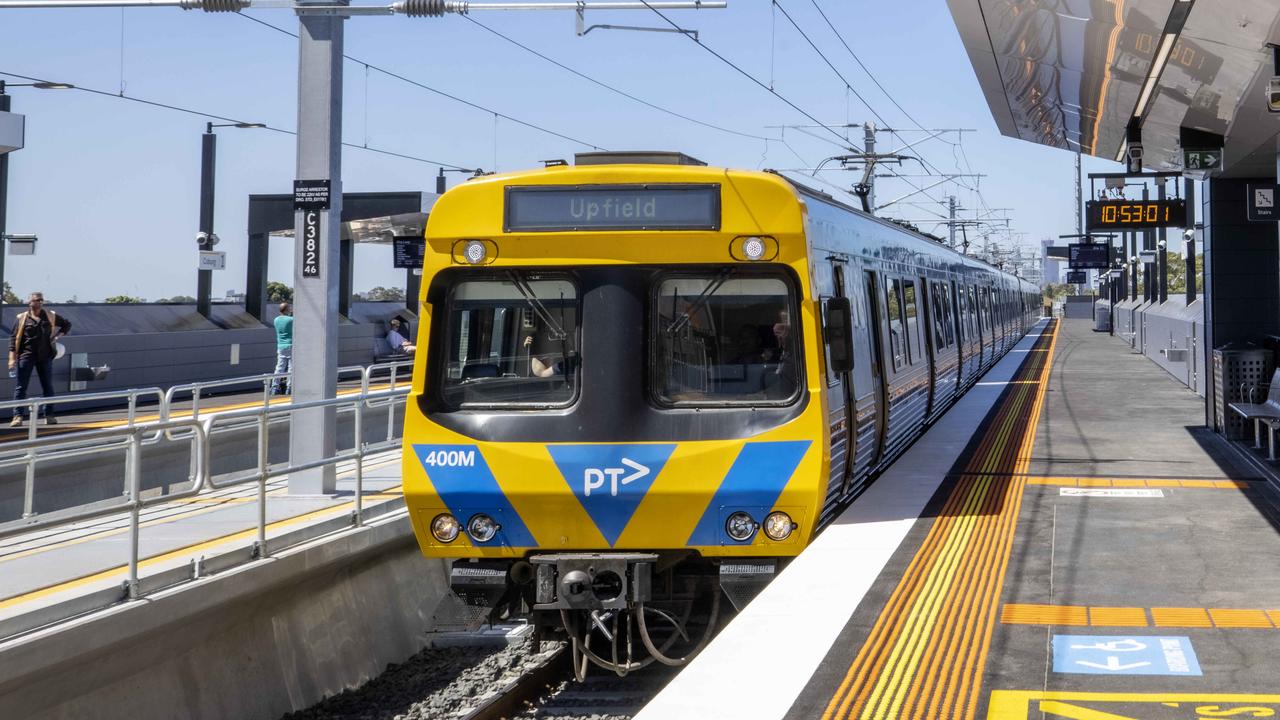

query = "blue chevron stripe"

[
  {"left": 686, "top": 440, "right": 812, "bottom": 546},
  {"left": 412, "top": 444, "right": 537, "bottom": 548}
]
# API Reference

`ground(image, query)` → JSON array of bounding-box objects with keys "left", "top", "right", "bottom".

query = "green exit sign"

[{"left": 1183, "top": 149, "right": 1222, "bottom": 171}]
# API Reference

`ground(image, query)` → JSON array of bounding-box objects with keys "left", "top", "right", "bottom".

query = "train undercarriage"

[{"left": 440, "top": 552, "right": 780, "bottom": 679}]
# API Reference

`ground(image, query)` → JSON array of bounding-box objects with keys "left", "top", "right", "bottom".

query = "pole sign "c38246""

[{"left": 504, "top": 184, "right": 720, "bottom": 232}]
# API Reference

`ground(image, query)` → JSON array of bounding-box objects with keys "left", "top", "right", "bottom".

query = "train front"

[{"left": 402, "top": 158, "right": 828, "bottom": 670}]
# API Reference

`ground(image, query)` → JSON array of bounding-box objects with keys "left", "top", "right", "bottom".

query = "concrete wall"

[
  {"left": 1105, "top": 297, "right": 1206, "bottom": 397},
  {"left": 0, "top": 516, "right": 452, "bottom": 720}
]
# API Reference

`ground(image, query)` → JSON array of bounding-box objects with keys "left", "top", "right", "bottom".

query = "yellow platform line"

[
  {"left": 1001, "top": 603, "right": 1278, "bottom": 629},
  {"left": 0, "top": 380, "right": 400, "bottom": 435},
  {"left": 1024, "top": 476, "right": 1250, "bottom": 489},
  {"left": 0, "top": 483, "right": 404, "bottom": 611},
  {"left": 0, "top": 455, "right": 401, "bottom": 564}
]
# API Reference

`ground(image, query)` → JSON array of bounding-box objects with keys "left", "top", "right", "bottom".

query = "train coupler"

[{"left": 530, "top": 553, "right": 657, "bottom": 611}]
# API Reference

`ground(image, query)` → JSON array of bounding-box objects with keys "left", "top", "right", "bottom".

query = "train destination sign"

[
  {"left": 1068, "top": 243, "right": 1111, "bottom": 269},
  {"left": 505, "top": 184, "right": 720, "bottom": 232},
  {"left": 1085, "top": 199, "right": 1186, "bottom": 231},
  {"left": 1066, "top": 270, "right": 1087, "bottom": 284}
]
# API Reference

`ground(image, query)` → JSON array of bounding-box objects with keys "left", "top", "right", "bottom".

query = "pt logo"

[
  {"left": 583, "top": 458, "right": 649, "bottom": 497},
  {"left": 548, "top": 444, "right": 675, "bottom": 546}
]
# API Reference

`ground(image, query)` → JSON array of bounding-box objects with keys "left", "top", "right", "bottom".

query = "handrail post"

[
  {"left": 21, "top": 401, "right": 37, "bottom": 518},
  {"left": 354, "top": 395, "right": 364, "bottom": 527},
  {"left": 127, "top": 390, "right": 137, "bottom": 426},
  {"left": 256, "top": 410, "right": 268, "bottom": 558},
  {"left": 127, "top": 429, "right": 142, "bottom": 600}
]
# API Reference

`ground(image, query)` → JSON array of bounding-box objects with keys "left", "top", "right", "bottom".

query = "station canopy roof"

[{"left": 948, "top": 0, "right": 1280, "bottom": 177}]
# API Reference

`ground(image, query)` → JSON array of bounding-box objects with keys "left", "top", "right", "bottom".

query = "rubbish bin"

[
  {"left": 1093, "top": 302, "right": 1111, "bottom": 333},
  {"left": 1213, "top": 343, "right": 1274, "bottom": 439}
]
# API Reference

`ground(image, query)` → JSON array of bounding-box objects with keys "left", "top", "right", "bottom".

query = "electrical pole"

[
  {"left": 197, "top": 124, "right": 216, "bottom": 318},
  {"left": 863, "top": 123, "right": 876, "bottom": 211},
  {"left": 0, "top": 84, "right": 9, "bottom": 309},
  {"left": 1075, "top": 152, "right": 1082, "bottom": 237},
  {"left": 948, "top": 195, "right": 957, "bottom": 249},
  {"left": 289, "top": 0, "right": 346, "bottom": 494}
]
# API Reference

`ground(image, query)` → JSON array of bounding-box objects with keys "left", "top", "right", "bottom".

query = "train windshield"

[
  {"left": 441, "top": 274, "right": 579, "bottom": 408},
  {"left": 653, "top": 272, "right": 799, "bottom": 405}
]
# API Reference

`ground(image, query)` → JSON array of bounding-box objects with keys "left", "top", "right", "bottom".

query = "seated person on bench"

[{"left": 387, "top": 317, "right": 415, "bottom": 355}]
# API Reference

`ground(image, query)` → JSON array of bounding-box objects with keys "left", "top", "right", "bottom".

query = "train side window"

[
  {"left": 652, "top": 272, "right": 800, "bottom": 406},
  {"left": 903, "top": 280, "right": 918, "bottom": 364},
  {"left": 439, "top": 275, "right": 579, "bottom": 409},
  {"left": 886, "top": 279, "right": 905, "bottom": 371}
]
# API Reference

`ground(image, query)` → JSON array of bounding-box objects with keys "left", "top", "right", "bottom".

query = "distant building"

[
  {"left": 223, "top": 290, "right": 246, "bottom": 303},
  {"left": 1040, "top": 238, "right": 1061, "bottom": 285}
]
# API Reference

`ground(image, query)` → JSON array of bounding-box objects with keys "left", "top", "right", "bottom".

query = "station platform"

[
  {"left": 0, "top": 451, "right": 405, "bottom": 632},
  {"left": 640, "top": 318, "right": 1280, "bottom": 720}
]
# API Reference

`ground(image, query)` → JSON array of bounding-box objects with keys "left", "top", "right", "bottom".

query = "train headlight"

[
  {"left": 463, "top": 240, "right": 487, "bottom": 265},
  {"left": 430, "top": 513, "right": 460, "bottom": 543},
  {"left": 725, "top": 512, "right": 758, "bottom": 542},
  {"left": 467, "top": 513, "right": 500, "bottom": 543},
  {"left": 763, "top": 511, "right": 797, "bottom": 541},
  {"left": 743, "top": 236, "right": 766, "bottom": 261}
]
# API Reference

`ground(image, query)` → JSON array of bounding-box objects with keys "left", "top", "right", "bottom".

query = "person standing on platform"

[
  {"left": 272, "top": 302, "right": 293, "bottom": 395},
  {"left": 8, "top": 292, "right": 71, "bottom": 427}
]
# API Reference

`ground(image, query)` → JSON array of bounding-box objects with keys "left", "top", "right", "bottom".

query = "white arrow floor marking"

[{"left": 1075, "top": 656, "right": 1151, "bottom": 672}]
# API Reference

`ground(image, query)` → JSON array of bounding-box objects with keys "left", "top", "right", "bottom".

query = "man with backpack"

[{"left": 8, "top": 292, "right": 71, "bottom": 427}]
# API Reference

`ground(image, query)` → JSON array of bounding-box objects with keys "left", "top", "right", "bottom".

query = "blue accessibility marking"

[
  {"left": 547, "top": 444, "right": 676, "bottom": 547},
  {"left": 1052, "top": 635, "right": 1201, "bottom": 676},
  {"left": 687, "top": 440, "right": 811, "bottom": 546},
  {"left": 412, "top": 444, "right": 537, "bottom": 548}
]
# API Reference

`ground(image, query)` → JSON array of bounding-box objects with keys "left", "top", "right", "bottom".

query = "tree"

[
  {"left": 364, "top": 286, "right": 405, "bottom": 302},
  {"left": 267, "top": 281, "right": 293, "bottom": 304},
  {"left": 105, "top": 295, "right": 142, "bottom": 304},
  {"left": 156, "top": 295, "right": 196, "bottom": 304},
  {"left": 2, "top": 282, "right": 17, "bottom": 305}
]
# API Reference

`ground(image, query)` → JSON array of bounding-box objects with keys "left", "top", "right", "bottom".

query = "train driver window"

[
  {"left": 440, "top": 275, "right": 579, "bottom": 408},
  {"left": 653, "top": 273, "right": 799, "bottom": 405}
]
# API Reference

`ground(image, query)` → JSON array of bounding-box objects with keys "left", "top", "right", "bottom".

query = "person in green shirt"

[{"left": 272, "top": 302, "right": 293, "bottom": 395}]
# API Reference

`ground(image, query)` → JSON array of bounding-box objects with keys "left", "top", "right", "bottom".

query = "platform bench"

[{"left": 1229, "top": 369, "right": 1280, "bottom": 460}]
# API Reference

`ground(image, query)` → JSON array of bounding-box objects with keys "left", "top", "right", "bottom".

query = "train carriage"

[{"left": 401, "top": 152, "right": 1038, "bottom": 673}]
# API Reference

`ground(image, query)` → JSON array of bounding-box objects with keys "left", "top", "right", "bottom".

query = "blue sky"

[{"left": 0, "top": 0, "right": 1121, "bottom": 302}]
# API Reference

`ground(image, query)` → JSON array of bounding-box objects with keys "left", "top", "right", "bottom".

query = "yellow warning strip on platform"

[
  {"left": 1001, "top": 603, "right": 1280, "bottom": 629},
  {"left": 0, "top": 456, "right": 401, "bottom": 563},
  {"left": 0, "top": 480, "right": 404, "bottom": 610},
  {"left": 820, "top": 321, "right": 1059, "bottom": 720},
  {"left": 0, "top": 381, "right": 398, "bottom": 436},
  {"left": 1025, "top": 477, "right": 1252, "bottom": 489},
  {"left": 988, "top": 691, "right": 1280, "bottom": 720}
]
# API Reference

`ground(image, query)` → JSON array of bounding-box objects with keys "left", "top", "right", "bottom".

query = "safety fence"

[{"left": 0, "top": 365, "right": 414, "bottom": 641}]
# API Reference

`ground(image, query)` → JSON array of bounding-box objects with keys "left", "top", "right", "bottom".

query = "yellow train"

[{"left": 402, "top": 152, "right": 1038, "bottom": 673}]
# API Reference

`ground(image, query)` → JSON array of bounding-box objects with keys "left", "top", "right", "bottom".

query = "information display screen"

[
  {"left": 1066, "top": 270, "right": 1088, "bottom": 284},
  {"left": 1085, "top": 199, "right": 1186, "bottom": 231},
  {"left": 393, "top": 236, "right": 425, "bottom": 269},
  {"left": 505, "top": 184, "right": 720, "bottom": 232},
  {"left": 1068, "top": 243, "right": 1111, "bottom": 269}
]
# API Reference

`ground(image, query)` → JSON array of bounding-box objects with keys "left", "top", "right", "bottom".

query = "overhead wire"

[
  {"left": 237, "top": 12, "right": 606, "bottom": 151},
  {"left": 460, "top": 15, "right": 770, "bottom": 142},
  {"left": 0, "top": 69, "right": 477, "bottom": 170},
  {"left": 769, "top": 0, "right": 959, "bottom": 209}
]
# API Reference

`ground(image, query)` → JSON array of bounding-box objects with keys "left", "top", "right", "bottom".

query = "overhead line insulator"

[
  {"left": 179, "top": 0, "right": 248, "bottom": 11},
  {"left": 394, "top": 0, "right": 466, "bottom": 16}
]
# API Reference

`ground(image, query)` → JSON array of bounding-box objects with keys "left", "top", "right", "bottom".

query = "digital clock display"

[{"left": 1085, "top": 199, "right": 1187, "bottom": 231}]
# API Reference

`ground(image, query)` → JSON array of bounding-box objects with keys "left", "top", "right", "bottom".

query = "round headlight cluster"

[
  {"left": 463, "top": 240, "right": 487, "bottom": 265},
  {"left": 467, "top": 513, "right": 501, "bottom": 543},
  {"left": 763, "top": 511, "right": 797, "bottom": 541},
  {"left": 742, "top": 236, "right": 766, "bottom": 261},
  {"left": 430, "top": 513, "right": 460, "bottom": 543},
  {"left": 725, "top": 511, "right": 758, "bottom": 542}
]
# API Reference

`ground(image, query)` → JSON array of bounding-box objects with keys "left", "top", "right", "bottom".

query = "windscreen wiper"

[
  {"left": 507, "top": 271, "right": 568, "bottom": 340},
  {"left": 666, "top": 268, "right": 735, "bottom": 335}
]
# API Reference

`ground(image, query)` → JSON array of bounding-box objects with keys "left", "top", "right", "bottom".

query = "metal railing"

[
  {"left": 0, "top": 386, "right": 165, "bottom": 435},
  {"left": 0, "top": 382, "right": 410, "bottom": 609}
]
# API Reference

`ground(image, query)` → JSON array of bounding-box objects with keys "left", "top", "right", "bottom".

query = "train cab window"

[
  {"left": 439, "top": 275, "right": 579, "bottom": 408},
  {"left": 653, "top": 273, "right": 799, "bottom": 405}
]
